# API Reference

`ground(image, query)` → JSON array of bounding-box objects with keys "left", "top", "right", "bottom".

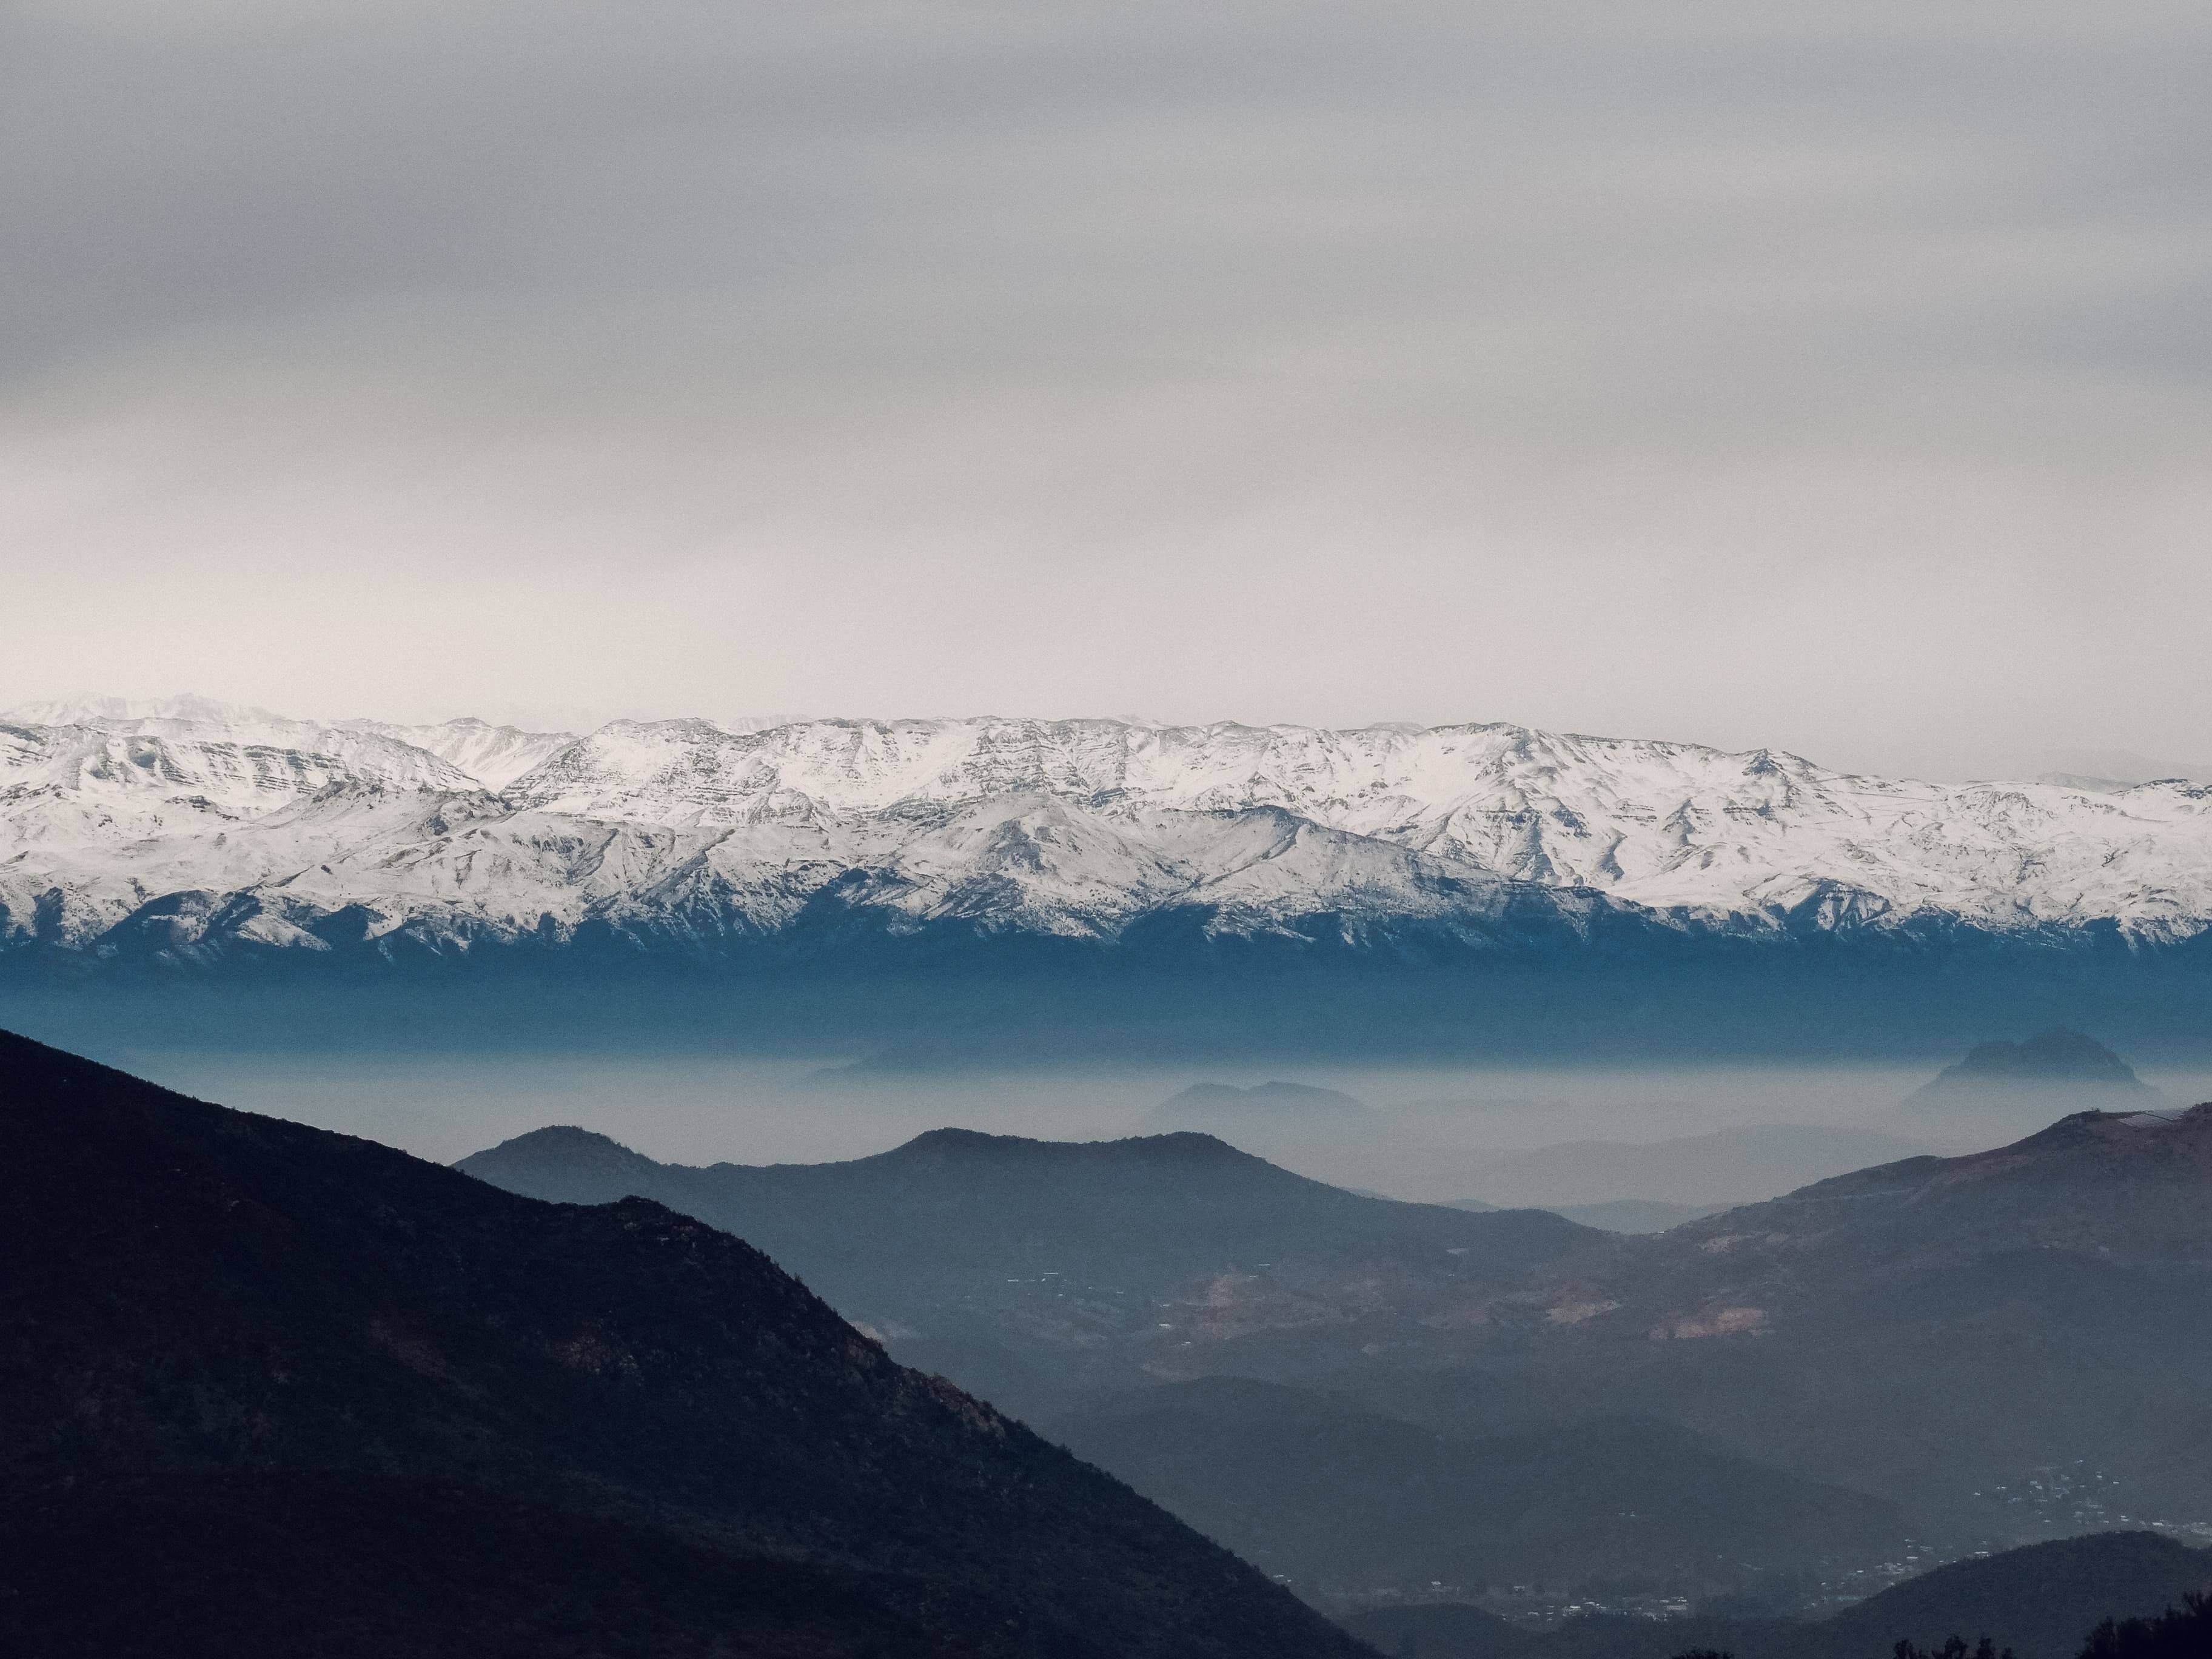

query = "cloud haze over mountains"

[{"left": 4, "top": 2, "right": 2209, "bottom": 779}]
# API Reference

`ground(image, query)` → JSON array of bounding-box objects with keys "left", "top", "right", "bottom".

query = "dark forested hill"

[
  {"left": 0, "top": 1029, "right": 1370, "bottom": 1659},
  {"left": 1821, "top": 1532, "right": 2212, "bottom": 1659},
  {"left": 1340, "top": 1531, "right": 2212, "bottom": 1659}
]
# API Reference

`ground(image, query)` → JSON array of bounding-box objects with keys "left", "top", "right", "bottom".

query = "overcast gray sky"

[{"left": 2, "top": 0, "right": 2207, "bottom": 777}]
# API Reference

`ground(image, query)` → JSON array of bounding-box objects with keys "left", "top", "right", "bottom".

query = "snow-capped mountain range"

[{"left": 3, "top": 694, "right": 2208, "bottom": 967}]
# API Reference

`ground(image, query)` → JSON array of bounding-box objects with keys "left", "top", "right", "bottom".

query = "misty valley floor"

[{"left": 28, "top": 1022, "right": 2212, "bottom": 1198}]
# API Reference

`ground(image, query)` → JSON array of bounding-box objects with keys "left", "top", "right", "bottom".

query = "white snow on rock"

[
  {"left": 1, "top": 702, "right": 2207, "bottom": 957},
  {"left": 331, "top": 717, "right": 579, "bottom": 791}
]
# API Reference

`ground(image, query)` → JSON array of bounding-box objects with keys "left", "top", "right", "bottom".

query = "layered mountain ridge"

[
  {"left": 4, "top": 697, "right": 2209, "bottom": 982},
  {"left": 461, "top": 1104, "right": 2212, "bottom": 1552},
  {"left": 0, "top": 1026, "right": 1364, "bottom": 1657}
]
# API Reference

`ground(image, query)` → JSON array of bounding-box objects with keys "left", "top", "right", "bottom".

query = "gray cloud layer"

[{"left": 3, "top": 1, "right": 2207, "bottom": 776}]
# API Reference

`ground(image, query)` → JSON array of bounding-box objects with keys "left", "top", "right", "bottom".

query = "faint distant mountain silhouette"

[
  {"left": 1546, "top": 1198, "right": 1729, "bottom": 1233},
  {"left": 1139, "top": 1081, "right": 1376, "bottom": 1139},
  {"left": 1915, "top": 1028, "right": 2153, "bottom": 1099},
  {"left": 1441, "top": 1195, "right": 1731, "bottom": 1233}
]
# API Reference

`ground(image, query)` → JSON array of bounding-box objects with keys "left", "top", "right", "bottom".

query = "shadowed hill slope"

[
  {"left": 1355, "top": 1104, "right": 2212, "bottom": 1521},
  {"left": 1822, "top": 1532, "right": 2212, "bottom": 1659},
  {"left": 458, "top": 1124, "right": 1598, "bottom": 1416},
  {"left": 0, "top": 1029, "right": 1370, "bottom": 1659},
  {"left": 461, "top": 1107, "right": 2212, "bottom": 1535},
  {"left": 1047, "top": 1376, "right": 1905, "bottom": 1593},
  {"left": 1570, "top": 1103, "right": 2212, "bottom": 1337}
]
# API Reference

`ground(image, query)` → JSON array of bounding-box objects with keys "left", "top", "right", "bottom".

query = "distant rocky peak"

[
  {"left": 1139, "top": 1081, "right": 1375, "bottom": 1142},
  {"left": 1917, "top": 1028, "right": 2151, "bottom": 1096}
]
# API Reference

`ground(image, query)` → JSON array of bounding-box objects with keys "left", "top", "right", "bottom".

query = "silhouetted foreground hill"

[
  {"left": 458, "top": 1124, "right": 1595, "bottom": 1417},
  {"left": 1341, "top": 1532, "right": 2212, "bottom": 1659},
  {"left": 2079, "top": 1592, "right": 2212, "bottom": 1659},
  {"left": 1048, "top": 1377, "right": 1903, "bottom": 1591},
  {"left": 0, "top": 1030, "right": 1369, "bottom": 1659},
  {"left": 1825, "top": 1533, "right": 2212, "bottom": 1659}
]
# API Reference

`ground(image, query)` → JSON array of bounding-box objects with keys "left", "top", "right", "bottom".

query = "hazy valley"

[{"left": 9, "top": 1022, "right": 2208, "bottom": 1657}]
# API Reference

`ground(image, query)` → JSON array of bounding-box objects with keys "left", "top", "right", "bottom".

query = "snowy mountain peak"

[
  {"left": 2, "top": 695, "right": 577, "bottom": 795},
  {"left": 4, "top": 691, "right": 287, "bottom": 728},
  {"left": 1, "top": 699, "right": 2208, "bottom": 964},
  {"left": 333, "top": 717, "right": 577, "bottom": 791}
]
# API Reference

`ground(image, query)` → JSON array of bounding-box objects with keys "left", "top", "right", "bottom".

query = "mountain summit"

[{"left": 5, "top": 702, "right": 2211, "bottom": 963}]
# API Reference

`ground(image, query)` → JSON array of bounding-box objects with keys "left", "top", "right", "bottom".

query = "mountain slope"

[
  {"left": 335, "top": 714, "right": 578, "bottom": 789},
  {"left": 1346, "top": 1105, "right": 2212, "bottom": 1532},
  {"left": 1457, "top": 1122, "right": 1936, "bottom": 1208},
  {"left": 1047, "top": 1377, "right": 1905, "bottom": 1594},
  {"left": 0, "top": 1029, "right": 1369, "bottom": 1659},
  {"left": 455, "top": 1105, "right": 2212, "bottom": 1523},
  {"left": 1822, "top": 1532, "right": 2212, "bottom": 1659},
  {"left": 456, "top": 1125, "right": 1600, "bottom": 1416}
]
